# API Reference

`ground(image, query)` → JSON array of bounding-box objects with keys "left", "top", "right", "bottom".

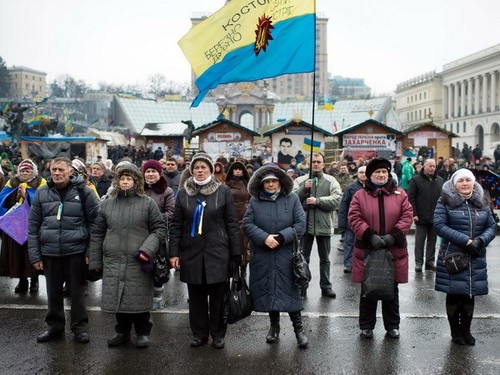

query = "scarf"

[
  {"left": 193, "top": 175, "right": 212, "bottom": 186},
  {"left": 191, "top": 198, "right": 207, "bottom": 237}
]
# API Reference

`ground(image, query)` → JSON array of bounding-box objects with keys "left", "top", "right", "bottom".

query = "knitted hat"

[
  {"left": 141, "top": 159, "right": 163, "bottom": 174},
  {"left": 451, "top": 168, "right": 476, "bottom": 185},
  {"left": 365, "top": 157, "right": 391, "bottom": 179},
  {"left": 189, "top": 152, "right": 214, "bottom": 175}
]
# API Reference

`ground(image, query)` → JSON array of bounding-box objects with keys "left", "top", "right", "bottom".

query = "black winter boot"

[
  {"left": 266, "top": 311, "right": 280, "bottom": 344},
  {"left": 289, "top": 311, "right": 309, "bottom": 348},
  {"left": 14, "top": 278, "right": 29, "bottom": 294},
  {"left": 446, "top": 303, "right": 465, "bottom": 345},
  {"left": 461, "top": 303, "right": 476, "bottom": 346}
]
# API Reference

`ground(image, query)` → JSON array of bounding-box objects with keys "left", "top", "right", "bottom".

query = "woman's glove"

[
  {"left": 133, "top": 251, "right": 153, "bottom": 273},
  {"left": 380, "top": 234, "right": 395, "bottom": 247},
  {"left": 465, "top": 238, "right": 483, "bottom": 257},
  {"left": 370, "top": 234, "right": 385, "bottom": 250},
  {"left": 230, "top": 255, "right": 242, "bottom": 277}
]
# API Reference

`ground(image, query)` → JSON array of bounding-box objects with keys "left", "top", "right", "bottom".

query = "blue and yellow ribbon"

[{"left": 190, "top": 199, "right": 207, "bottom": 237}]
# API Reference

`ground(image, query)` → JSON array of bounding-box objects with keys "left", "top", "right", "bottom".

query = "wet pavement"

[{"left": 0, "top": 233, "right": 499, "bottom": 375}]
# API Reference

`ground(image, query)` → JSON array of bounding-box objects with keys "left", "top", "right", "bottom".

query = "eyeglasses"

[{"left": 311, "top": 161, "right": 323, "bottom": 164}]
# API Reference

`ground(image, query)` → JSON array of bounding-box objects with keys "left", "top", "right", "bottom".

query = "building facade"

[
  {"left": 330, "top": 76, "right": 371, "bottom": 100},
  {"left": 8, "top": 66, "right": 47, "bottom": 98},
  {"left": 441, "top": 44, "right": 500, "bottom": 154},
  {"left": 395, "top": 71, "right": 443, "bottom": 130}
]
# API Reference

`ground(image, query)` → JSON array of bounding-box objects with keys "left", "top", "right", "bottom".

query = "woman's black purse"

[
  {"left": 153, "top": 238, "right": 171, "bottom": 285},
  {"left": 224, "top": 267, "right": 253, "bottom": 324},
  {"left": 292, "top": 229, "right": 311, "bottom": 288},
  {"left": 443, "top": 251, "right": 469, "bottom": 274}
]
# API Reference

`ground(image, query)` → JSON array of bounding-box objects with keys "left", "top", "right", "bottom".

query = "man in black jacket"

[
  {"left": 407, "top": 158, "right": 444, "bottom": 272},
  {"left": 28, "top": 157, "right": 99, "bottom": 343}
]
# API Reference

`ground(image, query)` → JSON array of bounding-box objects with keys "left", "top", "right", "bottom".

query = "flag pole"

[{"left": 308, "top": 1, "right": 317, "bottom": 180}]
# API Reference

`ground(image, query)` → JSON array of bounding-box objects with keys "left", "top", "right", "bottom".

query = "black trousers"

[
  {"left": 43, "top": 254, "right": 88, "bottom": 334},
  {"left": 187, "top": 281, "right": 228, "bottom": 340},
  {"left": 414, "top": 223, "right": 437, "bottom": 268},
  {"left": 359, "top": 284, "right": 400, "bottom": 330},
  {"left": 115, "top": 312, "right": 152, "bottom": 336}
]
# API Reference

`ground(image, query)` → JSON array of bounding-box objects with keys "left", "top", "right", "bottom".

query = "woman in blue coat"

[
  {"left": 433, "top": 168, "right": 496, "bottom": 346},
  {"left": 243, "top": 164, "right": 307, "bottom": 348}
]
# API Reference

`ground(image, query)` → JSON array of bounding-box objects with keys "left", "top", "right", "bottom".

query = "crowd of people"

[{"left": 0, "top": 144, "right": 497, "bottom": 350}]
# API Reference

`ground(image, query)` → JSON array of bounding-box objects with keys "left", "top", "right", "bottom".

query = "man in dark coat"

[
  {"left": 90, "top": 162, "right": 111, "bottom": 197},
  {"left": 407, "top": 158, "right": 444, "bottom": 272},
  {"left": 28, "top": 156, "right": 99, "bottom": 343},
  {"left": 162, "top": 157, "right": 181, "bottom": 193}
]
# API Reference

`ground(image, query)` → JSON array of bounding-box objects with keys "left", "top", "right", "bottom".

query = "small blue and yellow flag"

[
  {"left": 324, "top": 95, "right": 335, "bottom": 110},
  {"left": 179, "top": 0, "right": 316, "bottom": 107},
  {"left": 35, "top": 97, "right": 49, "bottom": 106},
  {"left": 302, "top": 137, "right": 321, "bottom": 153}
]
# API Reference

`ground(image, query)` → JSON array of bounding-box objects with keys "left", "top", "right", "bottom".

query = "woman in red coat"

[{"left": 348, "top": 158, "right": 413, "bottom": 340}]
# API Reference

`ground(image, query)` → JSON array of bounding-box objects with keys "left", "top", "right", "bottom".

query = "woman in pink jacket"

[{"left": 348, "top": 158, "right": 413, "bottom": 340}]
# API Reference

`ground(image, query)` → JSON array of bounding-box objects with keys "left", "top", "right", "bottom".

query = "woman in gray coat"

[
  {"left": 89, "top": 163, "right": 166, "bottom": 348},
  {"left": 243, "top": 164, "right": 308, "bottom": 348}
]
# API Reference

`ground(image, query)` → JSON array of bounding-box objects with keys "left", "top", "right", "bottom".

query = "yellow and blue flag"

[
  {"left": 302, "top": 137, "right": 321, "bottom": 153},
  {"left": 324, "top": 95, "right": 335, "bottom": 110},
  {"left": 179, "top": 0, "right": 316, "bottom": 107}
]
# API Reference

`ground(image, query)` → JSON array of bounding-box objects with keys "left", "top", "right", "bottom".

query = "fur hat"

[
  {"left": 365, "top": 157, "right": 391, "bottom": 179},
  {"left": 189, "top": 152, "right": 214, "bottom": 175},
  {"left": 451, "top": 168, "right": 476, "bottom": 185},
  {"left": 141, "top": 159, "right": 163, "bottom": 175}
]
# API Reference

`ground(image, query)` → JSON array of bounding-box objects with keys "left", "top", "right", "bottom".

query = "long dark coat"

[
  {"left": 243, "top": 165, "right": 306, "bottom": 313},
  {"left": 433, "top": 180, "right": 496, "bottom": 296},
  {"left": 169, "top": 177, "right": 240, "bottom": 285},
  {"left": 225, "top": 161, "right": 251, "bottom": 265}
]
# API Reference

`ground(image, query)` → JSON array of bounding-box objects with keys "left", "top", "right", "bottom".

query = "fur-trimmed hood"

[
  {"left": 225, "top": 161, "right": 250, "bottom": 183},
  {"left": 109, "top": 163, "right": 145, "bottom": 198},
  {"left": 184, "top": 175, "right": 222, "bottom": 196},
  {"left": 248, "top": 164, "right": 293, "bottom": 199},
  {"left": 440, "top": 180, "right": 487, "bottom": 209}
]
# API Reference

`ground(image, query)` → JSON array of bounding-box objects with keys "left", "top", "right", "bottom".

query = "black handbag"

[
  {"left": 292, "top": 230, "right": 311, "bottom": 288},
  {"left": 224, "top": 267, "right": 253, "bottom": 324},
  {"left": 153, "top": 238, "right": 171, "bottom": 285},
  {"left": 443, "top": 251, "right": 469, "bottom": 274},
  {"left": 362, "top": 249, "right": 395, "bottom": 301}
]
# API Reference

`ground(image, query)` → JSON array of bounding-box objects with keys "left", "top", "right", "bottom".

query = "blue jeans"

[
  {"left": 300, "top": 233, "right": 332, "bottom": 290},
  {"left": 343, "top": 229, "right": 355, "bottom": 268}
]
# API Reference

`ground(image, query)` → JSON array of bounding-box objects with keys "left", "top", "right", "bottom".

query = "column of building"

[
  {"left": 453, "top": 83, "right": 459, "bottom": 118},
  {"left": 491, "top": 70, "right": 497, "bottom": 112},
  {"left": 482, "top": 74, "right": 488, "bottom": 113},
  {"left": 460, "top": 81, "right": 466, "bottom": 117},
  {"left": 474, "top": 76, "right": 481, "bottom": 115},
  {"left": 467, "top": 78, "right": 473, "bottom": 116}
]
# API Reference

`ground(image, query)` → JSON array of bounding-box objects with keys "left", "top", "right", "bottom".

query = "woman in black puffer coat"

[{"left": 433, "top": 168, "right": 496, "bottom": 346}]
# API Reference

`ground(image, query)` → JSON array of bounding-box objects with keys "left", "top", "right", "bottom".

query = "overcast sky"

[{"left": 2, "top": 0, "right": 499, "bottom": 95}]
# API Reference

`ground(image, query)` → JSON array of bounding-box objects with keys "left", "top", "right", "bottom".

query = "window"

[
  {"left": 419, "top": 93, "right": 422, "bottom": 100},
  {"left": 424, "top": 109, "right": 427, "bottom": 118},
  {"left": 463, "top": 121, "right": 466, "bottom": 133},
  {"left": 424, "top": 92, "right": 427, "bottom": 99},
  {"left": 419, "top": 110, "right": 422, "bottom": 119},
  {"left": 456, "top": 122, "right": 459, "bottom": 133}
]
